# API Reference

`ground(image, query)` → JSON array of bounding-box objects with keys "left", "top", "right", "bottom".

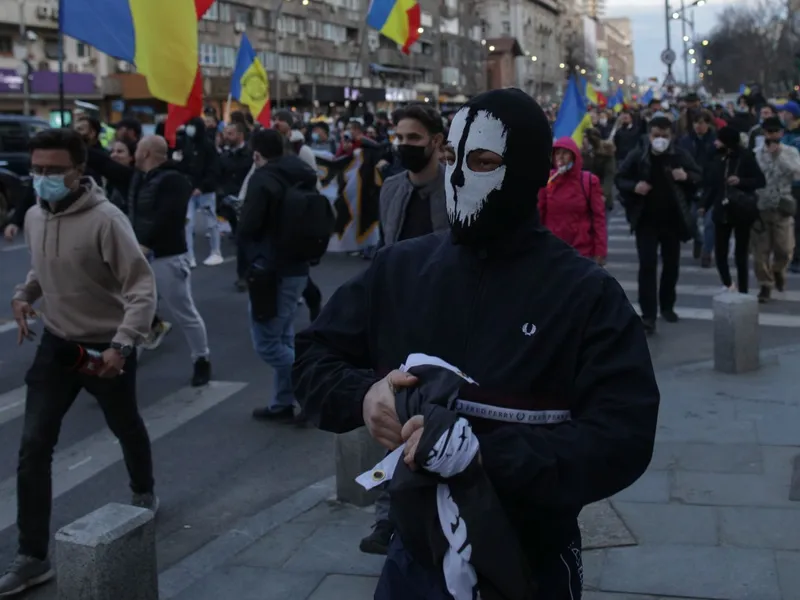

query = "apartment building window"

[
  {"left": 234, "top": 6, "right": 252, "bottom": 25},
  {"left": 322, "top": 23, "right": 346, "bottom": 43},
  {"left": 348, "top": 61, "right": 362, "bottom": 78},
  {"left": 218, "top": 2, "right": 231, "bottom": 22},
  {"left": 442, "top": 66, "right": 460, "bottom": 86},
  {"left": 440, "top": 17, "right": 458, "bottom": 35},
  {"left": 75, "top": 42, "right": 88, "bottom": 58},
  {"left": 502, "top": 21, "right": 510, "bottom": 35},
  {"left": 307, "top": 20, "right": 320, "bottom": 37},
  {"left": 0, "top": 36, "right": 13, "bottom": 57},
  {"left": 280, "top": 54, "right": 305, "bottom": 74},
  {"left": 220, "top": 46, "right": 236, "bottom": 68},
  {"left": 278, "top": 15, "right": 302, "bottom": 35},
  {"left": 259, "top": 51, "right": 277, "bottom": 70},
  {"left": 199, "top": 43, "right": 219, "bottom": 66},
  {"left": 420, "top": 11, "right": 433, "bottom": 28},
  {"left": 44, "top": 37, "right": 59, "bottom": 60},
  {"left": 203, "top": 1, "right": 219, "bottom": 20},
  {"left": 444, "top": 0, "right": 458, "bottom": 10}
]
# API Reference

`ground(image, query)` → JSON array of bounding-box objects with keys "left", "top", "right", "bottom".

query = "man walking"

[{"left": 0, "top": 129, "right": 157, "bottom": 597}]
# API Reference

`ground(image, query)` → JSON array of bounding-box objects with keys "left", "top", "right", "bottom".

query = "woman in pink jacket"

[{"left": 538, "top": 136, "right": 608, "bottom": 264}]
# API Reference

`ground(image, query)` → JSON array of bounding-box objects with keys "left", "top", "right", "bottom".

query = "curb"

[
  {"left": 158, "top": 476, "right": 335, "bottom": 599},
  {"left": 658, "top": 342, "right": 800, "bottom": 377}
]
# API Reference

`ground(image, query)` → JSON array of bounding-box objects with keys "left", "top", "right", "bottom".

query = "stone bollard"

[
  {"left": 55, "top": 503, "right": 157, "bottom": 600},
  {"left": 713, "top": 292, "right": 760, "bottom": 374},
  {"left": 335, "top": 427, "right": 387, "bottom": 506}
]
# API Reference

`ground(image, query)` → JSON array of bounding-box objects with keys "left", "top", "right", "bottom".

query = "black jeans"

[
  {"left": 18, "top": 331, "right": 154, "bottom": 560},
  {"left": 236, "top": 240, "right": 248, "bottom": 280},
  {"left": 303, "top": 277, "right": 322, "bottom": 310},
  {"left": 714, "top": 220, "right": 750, "bottom": 293},
  {"left": 635, "top": 224, "right": 681, "bottom": 319}
]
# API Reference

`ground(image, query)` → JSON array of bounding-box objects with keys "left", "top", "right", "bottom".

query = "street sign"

[{"left": 661, "top": 49, "right": 677, "bottom": 66}]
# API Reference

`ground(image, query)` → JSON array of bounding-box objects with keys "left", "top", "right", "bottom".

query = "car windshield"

[{"left": 0, "top": 122, "right": 28, "bottom": 153}]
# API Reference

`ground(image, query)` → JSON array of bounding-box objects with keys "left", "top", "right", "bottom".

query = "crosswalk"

[{"left": 604, "top": 213, "right": 800, "bottom": 328}]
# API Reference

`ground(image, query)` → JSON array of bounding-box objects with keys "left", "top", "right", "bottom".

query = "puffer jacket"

[{"left": 538, "top": 137, "right": 607, "bottom": 259}]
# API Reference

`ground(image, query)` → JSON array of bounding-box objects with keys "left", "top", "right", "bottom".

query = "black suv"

[{"left": 0, "top": 115, "right": 49, "bottom": 226}]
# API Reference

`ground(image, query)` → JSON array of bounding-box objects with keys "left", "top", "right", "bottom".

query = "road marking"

[
  {"left": 630, "top": 304, "right": 800, "bottom": 328},
  {"left": 0, "top": 380, "right": 248, "bottom": 532},
  {"left": 617, "top": 280, "right": 800, "bottom": 303},
  {"left": 0, "top": 319, "right": 35, "bottom": 335},
  {"left": 0, "top": 387, "right": 26, "bottom": 426},
  {"left": 606, "top": 261, "right": 796, "bottom": 278},
  {"left": 1, "top": 243, "right": 26, "bottom": 252}
]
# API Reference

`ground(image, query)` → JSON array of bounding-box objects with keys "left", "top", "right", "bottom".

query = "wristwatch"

[{"left": 110, "top": 342, "right": 134, "bottom": 358}]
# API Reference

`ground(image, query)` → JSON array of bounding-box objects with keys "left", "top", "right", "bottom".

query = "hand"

[
  {"left": 726, "top": 175, "right": 740, "bottom": 186},
  {"left": 191, "top": 189, "right": 202, "bottom": 196},
  {"left": 402, "top": 415, "right": 425, "bottom": 471},
  {"left": 697, "top": 208, "right": 706, "bottom": 217},
  {"left": 11, "top": 299, "right": 36, "bottom": 345},
  {"left": 594, "top": 256, "right": 607, "bottom": 266},
  {"left": 672, "top": 168, "right": 688, "bottom": 182},
  {"left": 4, "top": 224, "right": 19, "bottom": 241},
  {"left": 97, "top": 348, "right": 126, "bottom": 378},
  {"left": 634, "top": 181, "right": 652, "bottom": 196},
  {"left": 362, "top": 370, "right": 418, "bottom": 450}
]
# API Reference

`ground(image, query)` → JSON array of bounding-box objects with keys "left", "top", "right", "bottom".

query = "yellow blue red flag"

[
  {"left": 553, "top": 76, "right": 592, "bottom": 146},
  {"left": 367, "top": 0, "right": 421, "bottom": 55},
  {"left": 231, "top": 34, "right": 271, "bottom": 127},
  {"left": 59, "top": 0, "right": 207, "bottom": 106}
]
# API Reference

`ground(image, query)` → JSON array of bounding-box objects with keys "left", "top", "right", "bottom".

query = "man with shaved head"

[{"left": 87, "top": 135, "right": 213, "bottom": 387}]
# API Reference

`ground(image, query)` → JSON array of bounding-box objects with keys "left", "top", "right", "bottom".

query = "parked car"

[{"left": 0, "top": 115, "right": 49, "bottom": 226}]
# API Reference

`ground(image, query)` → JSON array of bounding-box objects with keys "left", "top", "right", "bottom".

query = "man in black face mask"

[
  {"left": 294, "top": 88, "right": 659, "bottom": 599},
  {"left": 377, "top": 104, "right": 449, "bottom": 249}
]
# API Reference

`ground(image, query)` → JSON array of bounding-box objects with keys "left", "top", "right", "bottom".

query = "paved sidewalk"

[{"left": 161, "top": 346, "right": 800, "bottom": 600}]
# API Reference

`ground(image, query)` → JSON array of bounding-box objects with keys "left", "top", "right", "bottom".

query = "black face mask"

[{"left": 397, "top": 144, "right": 432, "bottom": 173}]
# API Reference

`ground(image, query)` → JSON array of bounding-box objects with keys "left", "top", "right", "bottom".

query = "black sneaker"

[
  {"left": 693, "top": 240, "right": 702, "bottom": 259},
  {"left": 641, "top": 317, "right": 656, "bottom": 335},
  {"left": 758, "top": 285, "right": 771, "bottom": 303},
  {"left": 661, "top": 310, "right": 679, "bottom": 323},
  {"left": 0, "top": 555, "right": 55, "bottom": 597},
  {"left": 252, "top": 407, "right": 295, "bottom": 422},
  {"left": 191, "top": 358, "right": 211, "bottom": 387},
  {"left": 774, "top": 271, "right": 785, "bottom": 293},
  {"left": 359, "top": 519, "right": 394, "bottom": 555}
]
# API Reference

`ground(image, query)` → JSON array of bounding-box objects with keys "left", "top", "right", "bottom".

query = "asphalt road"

[{"left": 0, "top": 212, "right": 798, "bottom": 595}]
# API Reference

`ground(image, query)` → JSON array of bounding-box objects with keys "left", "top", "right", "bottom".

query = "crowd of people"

[{"left": 0, "top": 84, "right": 797, "bottom": 598}]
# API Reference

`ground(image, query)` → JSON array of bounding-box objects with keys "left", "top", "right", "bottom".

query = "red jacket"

[{"left": 537, "top": 137, "right": 608, "bottom": 259}]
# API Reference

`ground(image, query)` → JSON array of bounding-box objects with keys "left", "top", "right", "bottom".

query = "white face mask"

[
  {"left": 185, "top": 125, "right": 197, "bottom": 138},
  {"left": 445, "top": 108, "right": 508, "bottom": 228},
  {"left": 651, "top": 137, "right": 670, "bottom": 154},
  {"left": 599, "top": 118, "right": 608, "bottom": 126}
]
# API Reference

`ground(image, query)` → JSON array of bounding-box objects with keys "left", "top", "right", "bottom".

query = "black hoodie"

[
  {"left": 238, "top": 154, "right": 318, "bottom": 276},
  {"left": 176, "top": 117, "right": 221, "bottom": 194},
  {"left": 294, "top": 89, "right": 660, "bottom": 577}
]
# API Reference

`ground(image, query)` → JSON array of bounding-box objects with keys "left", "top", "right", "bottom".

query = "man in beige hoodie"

[{"left": 0, "top": 129, "right": 158, "bottom": 598}]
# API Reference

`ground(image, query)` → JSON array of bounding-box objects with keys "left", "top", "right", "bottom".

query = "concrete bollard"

[
  {"left": 55, "top": 503, "right": 157, "bottom": 600},
  {"left": 335, "top": 427, "right": 387, "bottom": 506},
  {"left": 713, "top": 292, "right": 760, "bottom": 374}
]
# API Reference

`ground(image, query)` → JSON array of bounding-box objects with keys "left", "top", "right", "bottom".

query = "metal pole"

[
  {"left": 665, "top": 0, "right": 673, "bottom": 78},
  {"left": 272, "top": 0, "right": 286, "bottom": 111},
  {"left": 58, "top": 30, "right": 66, "bottom": 126},
  {"left": 681, "top": 0, "right": 689, "bottom": 87},
  {"left": 18, "top": 0, "right": 31, "bottom": 117},
  {"left": 348, "top": 23, "right": 369, "bottom": 117}
]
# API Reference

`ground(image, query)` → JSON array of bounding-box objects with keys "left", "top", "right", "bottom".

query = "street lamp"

[
  {"left": 559, "top": 63, "right": 565, "bottom": 69},
  {"left": 683, "top": 35, "right": 689, "bottom": 41},
  {"left": 618, "top": 78, "right": 624, "bottom": 84},
  {"left": 417, "top": 27, "right": 424, "bottom": 33},
  {"left": 580, "top": 68, "right": 586, "bottom": 74},
  {"left": 531, "top": 55, "right": 537, "bottom": 61},
  {"left": 488, "top": 45, "right": 495, "bottom": 51},
  {"left": 702, "top": 39, "right": 709, "bottom": 45},
  {"left": 481, "top": 39, "right": 486, "bottom": 45}
]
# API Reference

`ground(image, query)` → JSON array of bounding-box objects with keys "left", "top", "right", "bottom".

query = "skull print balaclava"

[{"left": 445, "top": 88, "right": 552, "bottom": 246}]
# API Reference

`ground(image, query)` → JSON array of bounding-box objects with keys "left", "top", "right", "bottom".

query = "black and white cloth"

[{"left": 358, "top": 353, "right": 535, "bottom": 600}]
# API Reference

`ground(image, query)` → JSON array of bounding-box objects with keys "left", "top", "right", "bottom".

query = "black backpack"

[{"left": 273, "top": 177, "right": 335, "bottom": 263}]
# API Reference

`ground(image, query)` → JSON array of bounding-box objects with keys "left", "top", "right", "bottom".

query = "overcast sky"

[{"left": 604, "top": 0, "right": 747, "bottom": 80}]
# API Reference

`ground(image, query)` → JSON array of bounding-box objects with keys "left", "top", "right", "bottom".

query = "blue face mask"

[
  {"left": 33, "top": 174, "right": 71, "bottom": 203},
  {"left": 311, "top": 133, "right": 320, "bottom": 143}
]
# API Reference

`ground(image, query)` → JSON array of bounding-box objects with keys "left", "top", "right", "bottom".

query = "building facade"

[
  {"left": 600, "top": 17, "right": 634, "bottom": 84},
  {"left": 0, "top": 0, "right": 107, "bottom": 122}
]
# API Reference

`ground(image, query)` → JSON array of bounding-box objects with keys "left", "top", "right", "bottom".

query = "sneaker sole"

[
  {"left": 358, "top": 541, "right": 389, "bottom": 555},
  {"left": 0, "top": 568, "right": 55, "bottom": 597},
  {"left": 140, "top": 324, "right": 173, "bottom": 351}
]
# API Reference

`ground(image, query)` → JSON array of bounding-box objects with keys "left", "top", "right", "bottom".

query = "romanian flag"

[
  {"left": 553, "top": 76, "right": 591, "bottom": 147},
  {"left": 231, "top": 35, "right": 271, "bottom": 128},
  {"left": 367, "top": 0, "right": 421, "bottom": 55},
  {"left": 59, "top": 0, "right": 211, "bottom": 107}
]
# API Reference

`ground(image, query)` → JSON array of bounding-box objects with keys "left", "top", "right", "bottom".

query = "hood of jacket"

[
  {"left": 552, "top": 136, "right": 584, "bottom": 179},
  {"left": 263, "top": 154, "right": 319, "bottom": 187}
]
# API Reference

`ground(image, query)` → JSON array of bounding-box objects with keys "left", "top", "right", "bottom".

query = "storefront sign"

[
  {"left": 0, "top": 69, "right": 96, "bottom": 95},
  {"left": 385, "top": 87, "right": 415, "bottom": 102}
]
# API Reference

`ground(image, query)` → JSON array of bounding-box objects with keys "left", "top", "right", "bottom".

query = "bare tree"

[
  {"left": 699, "top": 0, "right": 797, "bottom": 95},
  {"left": 560, "top": 30, "right": 584, "bottom": 78}
]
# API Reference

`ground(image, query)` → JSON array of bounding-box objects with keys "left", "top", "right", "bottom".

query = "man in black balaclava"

[{"left": 293, "top": 88, "right": 659, "bottom": 600}]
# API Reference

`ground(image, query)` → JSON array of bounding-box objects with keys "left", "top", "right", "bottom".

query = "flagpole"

[
  {"left": 57, "top": 0, "right": 66, "bottom": 126},
  {"left": 348, "top": 13, "right": 370, "bottom": 118},
  {"left": 224, "top": 92, "right": 232, "bottom": 123}
]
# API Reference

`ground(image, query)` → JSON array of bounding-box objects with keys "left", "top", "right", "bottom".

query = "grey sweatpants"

[{"left": 151, "top": 254, "right": 210, "bottom": 361}]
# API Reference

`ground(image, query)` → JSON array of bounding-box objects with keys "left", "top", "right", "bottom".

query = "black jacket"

[
  {"left": 84, "top": 141, "right": 107, "bottom": 187},
  {"left": 218, "top": 144, "right": 253, "bottom": 198},
  {"left": 294, "top": 225, "right": 660, "bottom": 566},
  {"left": 238, "top": 154, "right": 318, "bottom": 277},
  {"left": 87, "top": 148, "right": 191, "bottom": 258},
  {"left": 175, "top": 118, "right": 221, "bottom": 194},
  {"left": 702, "top": 148, "right": 766, "bottom": 223},
  {"left": 613, "top": 125, "right": 643, "bottom": 163},
  {"left": 615, "top": 142, "right": 702, "bottom": 239}
]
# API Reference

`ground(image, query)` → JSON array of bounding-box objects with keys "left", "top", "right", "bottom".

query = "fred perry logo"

[
  {"left": 522, "top": 323, "right": 537, "bottom": 337},
  {"left": 371, "top": 469, "right": 386, "bottom": 482}
]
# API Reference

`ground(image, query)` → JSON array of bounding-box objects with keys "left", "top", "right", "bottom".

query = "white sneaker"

[
  {"left": 188, "top": 257, "right": 197, "bottom": 269},
  {"left": 203, "top": 253, "right": 224, "bottom": 267},
  {"left": 720, "top": 284, "right": 737, "bottom": 293}
]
